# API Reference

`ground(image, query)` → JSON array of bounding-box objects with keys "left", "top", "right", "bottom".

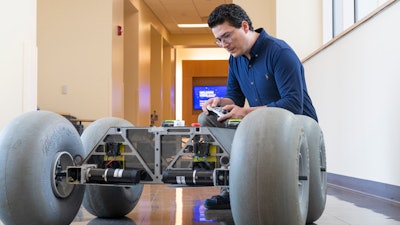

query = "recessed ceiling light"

[{"left": 177, "top": 24, "right": 209, "bottom": 28}]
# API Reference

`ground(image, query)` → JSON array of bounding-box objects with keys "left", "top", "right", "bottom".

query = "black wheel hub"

[{"left": 51, "top": 151, "right": 75, "bottom": 198}]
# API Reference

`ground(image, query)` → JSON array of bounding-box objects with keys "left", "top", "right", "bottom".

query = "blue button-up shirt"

[{"left": 225, "top": 28, "right": 318, "bottom": 121}]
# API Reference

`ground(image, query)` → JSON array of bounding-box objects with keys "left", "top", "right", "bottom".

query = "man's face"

[{"left": 212, "top": 21, "right": 246, "bottom": 57}]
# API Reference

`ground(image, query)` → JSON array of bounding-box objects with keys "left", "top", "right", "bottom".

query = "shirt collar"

[{"left": 249, "top": 28, "right": 268, "bottom": 59}]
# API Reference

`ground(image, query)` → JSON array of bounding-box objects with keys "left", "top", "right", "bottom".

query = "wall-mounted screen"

[{"left": 193, "top": 85, "right": 227, "bottom": 110}]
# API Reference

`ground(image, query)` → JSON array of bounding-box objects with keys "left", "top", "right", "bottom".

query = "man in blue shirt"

[{"left": 199, "top": 4, "right": 318, "bottom": 209}]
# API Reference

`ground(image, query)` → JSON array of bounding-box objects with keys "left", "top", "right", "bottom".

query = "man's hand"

[
  {"left": 202, "top": 97, "right": 234, "bottom": 115},
  {"left": 217, "top": 105, "right": 266, "bottom": 122},
  {"left": 202, "top": 98, "right": 220, "bottom": 115},
  {"left": 217, "top": 105, "right": 243, "bottom": 121}
]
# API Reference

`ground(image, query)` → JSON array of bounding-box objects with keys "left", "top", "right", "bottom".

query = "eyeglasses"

[{"left": 215, "top": 30, "right": 234, "bottom": 47}]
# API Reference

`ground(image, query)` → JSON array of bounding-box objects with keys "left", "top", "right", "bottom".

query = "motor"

[
  {"left": 86, "top": 168, "right": 145, "bottom": 184},
  {"left": 162, "top": 170, "right": 214, "bottom": 186}
]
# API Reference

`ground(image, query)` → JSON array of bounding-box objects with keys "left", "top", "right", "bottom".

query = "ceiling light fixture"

[{"left": 177, "top": 24, "right": 208, "bottom": 28}]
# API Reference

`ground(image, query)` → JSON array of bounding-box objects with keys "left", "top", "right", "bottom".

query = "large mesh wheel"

[
  {"left": 0, "top": 111, "right": 85, "bottom": 225},
  {"left": 230, "top": 108, "right": 309, "bottom": 225},
  {"left": 81, "top": 117, "right": 144, "bottom": 218}
]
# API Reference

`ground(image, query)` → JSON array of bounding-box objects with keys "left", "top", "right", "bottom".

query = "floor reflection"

[
  {"left": 72, "top": 184, "right": 234, "bottom": 225},
  {"left": 87, "top": 217, "right": 136, "bottom": 225},
  {"left": 69, "top": 184, "right": 400, "bottom": 225}
]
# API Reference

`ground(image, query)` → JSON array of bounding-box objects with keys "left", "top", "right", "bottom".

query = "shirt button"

[
  {"left": 249, "top": 64, "right": 252, "bottom": 68},
  {"left": 255, "top": 54, "right": 258, "bottom": 57},
  {"left": 251, "top": 82, "right": 254, "bottom": 85}
]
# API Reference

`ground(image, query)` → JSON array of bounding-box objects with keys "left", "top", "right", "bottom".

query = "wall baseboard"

[{"left": 327, "top": 173, "right": 400, "bottom": 204}]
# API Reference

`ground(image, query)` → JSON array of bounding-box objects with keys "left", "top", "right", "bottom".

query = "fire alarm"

[{"left": 117, "top": 26, "right": 123, "bottom": 36}]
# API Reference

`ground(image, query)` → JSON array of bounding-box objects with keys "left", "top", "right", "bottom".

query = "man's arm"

[{"left": 267, "top": 49, "right": 304, "bottom": 114}]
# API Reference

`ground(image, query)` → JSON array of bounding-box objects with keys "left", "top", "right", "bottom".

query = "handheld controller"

[{"left": 206, "top": 105, "right": 228, "bottom": 119}]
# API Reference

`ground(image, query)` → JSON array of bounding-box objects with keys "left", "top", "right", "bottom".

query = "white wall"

[
  {"left": 276, "top": 0, "right": 323, "bottom": 58},
  {"left": 37, "top": 0, "right": 119, "bottom": 120},
  {"left": 234, "top": 0, "right": 276, "bottom": 35},
  {"left": 112, "top": 0, "right": 125, "bottom": 118},
  {"left": 356, "top": 0, "right": 388, "bottom": 20},
  {"left": 0, "top": 0, "right": 37, "bottom": 129},
  {"left": 303, "top": 2, "right": 400, "bottom": 186},
  {"left": 235, "top": 0, "right": 323, "bottom": 59}
]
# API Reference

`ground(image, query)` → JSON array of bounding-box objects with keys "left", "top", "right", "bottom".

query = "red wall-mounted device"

[{"left": 117, "top": 26, "right": 123, "bottom": 36}]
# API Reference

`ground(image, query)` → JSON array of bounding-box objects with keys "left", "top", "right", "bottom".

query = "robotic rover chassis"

[{"left": 0, "top": 108, "right": 326, "bottom": 225}]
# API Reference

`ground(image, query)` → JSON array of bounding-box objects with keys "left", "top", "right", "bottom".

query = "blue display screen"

[{"left": 193, "top": 85, "right": 227, "bottom": 110}]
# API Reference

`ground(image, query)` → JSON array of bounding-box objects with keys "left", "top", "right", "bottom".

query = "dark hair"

[{"left": 208, "top": 4, "right": 254, "bottom": 31}]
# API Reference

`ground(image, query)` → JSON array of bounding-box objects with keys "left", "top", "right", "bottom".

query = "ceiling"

[{"left": 143, "top": 0, "right": 232, "bottom": 34}]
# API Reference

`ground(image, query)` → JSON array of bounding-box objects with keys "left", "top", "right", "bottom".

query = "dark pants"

[
  {"left": 198, "top": 112, "right": 226, "bottom": 128},
  {"left": 198, "top": 112, "right": 230, "bottom": 196}
]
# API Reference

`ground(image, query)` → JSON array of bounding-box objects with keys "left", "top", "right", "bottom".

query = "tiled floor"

[{"left": 68, "top": 184, "right": 400, "bottom": 225}]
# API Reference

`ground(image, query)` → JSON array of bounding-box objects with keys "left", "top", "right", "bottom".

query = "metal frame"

[{"left": 67, "top": 126, "right": 235, "bottom": 187}]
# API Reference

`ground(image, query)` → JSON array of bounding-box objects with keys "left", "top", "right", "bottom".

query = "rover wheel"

[
  {"left": 81, "top": 117, "right": 144, "bottom": 218},
  {"left": 0, "top": 111, "right": 85, "bottom": 225},
  {"left": 297, "top": 115, "right": 327, "bottom": 223},
  {"left": 230, "top": 108, "right": 310, "bottom": 225}
]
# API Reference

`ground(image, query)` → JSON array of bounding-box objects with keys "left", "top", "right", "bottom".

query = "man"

[{"left": 199, "top": 4, "right": 318, "bottom": 209}]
